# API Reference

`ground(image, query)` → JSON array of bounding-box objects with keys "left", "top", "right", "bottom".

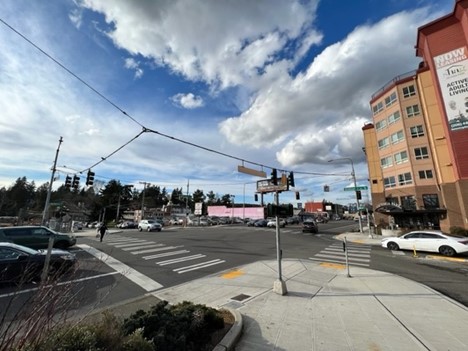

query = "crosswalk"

[
  {"left": 309, "top": 242, "right": 372, "bottom": 267},
  {"left": 101, "top": 235, "right": 226, "bottom": 274}
]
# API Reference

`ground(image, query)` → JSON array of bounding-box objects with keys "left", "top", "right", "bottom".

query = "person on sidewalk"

[{"left": 98, "top": 223, "right": 108, "bottom": 242}]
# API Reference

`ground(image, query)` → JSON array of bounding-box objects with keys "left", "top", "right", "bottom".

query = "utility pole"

[
  {"left": 139, "top": 181, "right": 150, "bottom": 221},
  {"left": 42, "top": 137, "right": 63, "bottom": 226}
]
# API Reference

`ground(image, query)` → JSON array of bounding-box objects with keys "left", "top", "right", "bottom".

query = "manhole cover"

[{"left": 231, "top": 293, "right": 251, "bottom": 301}]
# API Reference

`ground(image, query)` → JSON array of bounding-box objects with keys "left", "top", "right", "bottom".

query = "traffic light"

[
  {"left": 72, "top": 175, "right": 80, "bottom": 189},
  {"left": 287, "top": 172, "right": 295, "bottom": 188},
  {"left": 86, "top": 170, "right": 95, "bottom": 186},
  {"left": 65, "top": 175, "right": 72, "bottom": 188},
  {"left": 295, "top": 191, "right": 300, "bottom": 200},
  {"left": 254, "top": 193, "right": 259, "bottom": 201},
  {"left": 271, "top": 168, "right": 278, "bottom": 185},
  {"left": 356, "top": 190, "right": 362, "bottom": 200},
  {"left": 324, "top": 185, "right": 330, "bottom": 192}
]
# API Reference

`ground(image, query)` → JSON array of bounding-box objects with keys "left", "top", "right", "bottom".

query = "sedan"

[
  {"left": 381, "top": 231, "right": 468, "bottom": 256},
  {"left": 254, "top": 219, "right": 268, "bottom": 227},
  {"left": 0, "top": 243, "right": 77, "bottom": 283},
  {"left": 267, "top": 219, "right": 286, "bottom": 228},
  {"left": 138, "top": 219, "right": 162, "bottom": 232},
  {"left": 302, "top": 220, "right": 318, "bottom": 234}
]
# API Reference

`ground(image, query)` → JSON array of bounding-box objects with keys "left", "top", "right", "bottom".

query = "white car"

[
  {"left": 267, "top": 219, "right": 286, "bottom": 228},
  {"left": 138, "top": 219, "right": 162, "bottom": 232},
  {"left": 381, "top": 230, "right": 468, "bottom": 256}
]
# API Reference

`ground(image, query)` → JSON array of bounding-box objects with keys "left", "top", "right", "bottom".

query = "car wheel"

[
  {"left": 147, "top": 227, "right": 151, "bottom": 232},
  {"left": 138, "top": 227, "right": 142, "bottom": 232},
  {"left": 387, "top": 242, "right": 399, "bottom": 251},
  {"left": 439, "top": 245, "right": 456, "bottom": 257},
  {"left": 157, "top": 228, "right": 161, "bottom": 232}
]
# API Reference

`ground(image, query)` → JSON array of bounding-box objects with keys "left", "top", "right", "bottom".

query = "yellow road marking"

[
  {"left": 221, "top": 269, "right": 244, "bottom": 279},
  {"left": 320, "top": 262, "right": 345, "bottom": 270},
  {"left": 426, "top": 255, "right": 466, "bottom": 263}
]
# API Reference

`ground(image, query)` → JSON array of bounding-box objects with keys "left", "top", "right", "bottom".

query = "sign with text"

[
  {"left": 344, "top": 186, "right": 368, "bottom": 191},
  {"left": 256, "top": 179, "right": 288, "bottom": 193}
]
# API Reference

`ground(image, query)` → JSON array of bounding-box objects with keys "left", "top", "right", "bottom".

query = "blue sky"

[{"left": 0, "top": 0, "right": 452, "bottom": 206}]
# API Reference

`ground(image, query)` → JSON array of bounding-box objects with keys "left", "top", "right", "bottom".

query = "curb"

[
  {"left": 213, "top": 308, "right": 243, "bottom": 351},
  {"left": 425, "top": 255, "right": 468, "bottom": 263}
]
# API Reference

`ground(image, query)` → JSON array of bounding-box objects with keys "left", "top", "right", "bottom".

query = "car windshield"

[{"left": 147, "top": 220, "right": 155, "bottom": 224}]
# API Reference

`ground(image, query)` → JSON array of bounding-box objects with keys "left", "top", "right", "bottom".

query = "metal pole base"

[{"left": 273, "top": 279, "right": 288, "bottom": 295}]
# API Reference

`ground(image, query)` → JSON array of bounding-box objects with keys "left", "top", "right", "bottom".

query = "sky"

[{"left": 0, "top": 0, "right": 453, "bottom": 207}]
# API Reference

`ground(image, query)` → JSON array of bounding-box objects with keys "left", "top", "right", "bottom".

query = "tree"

[{"left": 206, "top": 191, "right": 217, "bottom": 206}]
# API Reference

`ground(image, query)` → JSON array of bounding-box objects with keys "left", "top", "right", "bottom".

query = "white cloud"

[
  {"left": 219, "top": 9, "right": 432, "bottom": 165},
  {"left": 78, "top": 0, "right": 321, "bottom": 89},
  {"left": 124, "top": 57, "right": 143, "bottom": 79},
  {"left": 171, "top": 93, "right": 204, "bottom": 109}
]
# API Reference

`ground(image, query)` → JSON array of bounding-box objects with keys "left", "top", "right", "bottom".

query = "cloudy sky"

[{"left": 0, "top": 0, "right": 451, "bottom": 206}]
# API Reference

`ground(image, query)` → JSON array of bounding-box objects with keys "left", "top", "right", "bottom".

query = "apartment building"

[{"left": 364, "top": 0, "right": 468, "bottom": 232}]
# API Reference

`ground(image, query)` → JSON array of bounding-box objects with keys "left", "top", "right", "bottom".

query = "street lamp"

[
  {"left": 328, "top": 158, "right": 363, "bottom": 234},
  {"left": 230, "top": 195, "right": 235, "bottom": 222}
]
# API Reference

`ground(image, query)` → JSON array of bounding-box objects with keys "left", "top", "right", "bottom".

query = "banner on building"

[{"left": 434, "top": 46, "right": 468, "bottom": 131}]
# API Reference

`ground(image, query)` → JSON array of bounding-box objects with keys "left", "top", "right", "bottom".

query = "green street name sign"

[{"left": 344, "top": 186, "right": 368, "bottom": 191}]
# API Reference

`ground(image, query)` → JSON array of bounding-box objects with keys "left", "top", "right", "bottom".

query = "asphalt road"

[{"left": 1, "top": 220, "right": 468, "bottom": 323}]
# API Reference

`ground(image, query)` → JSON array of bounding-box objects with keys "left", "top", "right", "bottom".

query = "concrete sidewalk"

[{"left": 151, "top": 258, "right": 468, "bottom": 350}]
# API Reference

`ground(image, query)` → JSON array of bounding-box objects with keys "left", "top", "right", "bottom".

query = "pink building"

[{"left": 207, "top": 206, "right": 265, "bottom": 220}]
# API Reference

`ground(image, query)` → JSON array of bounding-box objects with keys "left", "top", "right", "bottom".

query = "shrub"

[{"left": 122, "top": 300, "right": 224, "bottom": 351}]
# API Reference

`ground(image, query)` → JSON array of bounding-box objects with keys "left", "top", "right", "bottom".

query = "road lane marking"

[
  {"left": 309, "top": 257, "right": 369, "bottom": 267},
  {"left": 157, "top": 254, "right": 206, "bottom": 266},
  {"left": 221, "top": 269, "right": 244, "bottom": 279},
  {"left": 0, "top": 272, "right": 120, "bottom": 298},
  {"left": 143, "top": 250, "right": 190, "bottom": 260},
  {"left": 174, "top": 259, "right": 226, "bottom": 274},
  {"left": 112, "top": 240, "right": 150, "bottom": 247},
  {"left": 78, "top": 244, "right": 163, "bottom": 292},
  {"left": 121, "top": 243, "right": 164, "bottom": 251},
  {"left": 130, "top": 245, "right": 183, "bottom": 255}
]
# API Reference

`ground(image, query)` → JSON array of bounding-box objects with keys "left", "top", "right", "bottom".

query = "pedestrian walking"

[{"left": 98, "top": 223, "right": 108, "bottom": 242}]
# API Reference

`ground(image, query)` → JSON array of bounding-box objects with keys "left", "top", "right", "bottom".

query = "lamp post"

[
  {"left": 230, "top": 195, "right": 235, "bottom": 223},
  {"left": 328, "top": 158, "right": 363, "bottom": 234}
]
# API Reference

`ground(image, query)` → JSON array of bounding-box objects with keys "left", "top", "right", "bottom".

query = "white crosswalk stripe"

[
  {"left": 99, "top": 235, "right": 226, "bottom": 274},
  {"left": 310, "top": 243, "right": 372, "bottom": 267}
]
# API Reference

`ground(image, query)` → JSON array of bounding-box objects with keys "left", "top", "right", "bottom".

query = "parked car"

[
  {"left": 381, "top": 230, "right": 468, "bottom": 256},
  {"left": 0, "top": 242, "right": 77, "bottom": 283},
  {"left": 138, "top": 220, "right": 162, "bottom": 232},
  {"left": 302, "top": 220, "right": 318, "bottom": 234},
  {"left": 247, "top": 219, "right": 257, "bottom": 227},
  {"left": 267, "top": 219, "right": 286, "bottom": 228},
  {"left": 119, "top": 220, "right": 137, "bottom": 229},
  {"left": 0, "top": 226, "right": 76, "bottom": 250},
  {"left": 254, "top": 219, "right": 268, "bottom": 227}
]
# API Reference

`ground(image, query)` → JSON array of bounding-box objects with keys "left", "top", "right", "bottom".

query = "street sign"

[
  {"left": 238, "top": 165, "right": 267, "bottom": 178},
  {"left": 344, "top": 186, "right": 368, "bottom": 191},
  {"left": 194, "top": 202, "right": 203, "bottom": 215},
  {"left": 257, "top": 179, "right": 288, "bottom": 193}
]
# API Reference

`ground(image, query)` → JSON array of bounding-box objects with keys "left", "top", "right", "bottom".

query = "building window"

[
  {"left": 387, "top": 111, "right": 401, "bottom": 125},
  {"left": 401, "top": 195, "right": 416, "bottom": 210},
  {"left": 414, "top": 147, "right": 429, "bottom": 160},
  {"left": 390, "top": 130, "right": 404, "bottom": 144},
  {"left": 410, "top": 125, "right": 424, "bottom": 138},
  {"left": 385, "top": 92, "right": 397, "bottom": 107},
  {"left": 406, "top": 104, "right": 420, "bottom": 117},
  {"left": 372, "top": 179, "right": 378, "bottom": 184},
  {"left": 398, "top": 172, "right": 412, "bottom": 186},
  {"left": 380, "top": 156, "right": 393, "bottom": 168},
  {"left": 418, "top": 170, "right": 434, "bottom": 179},
  {"left": 422, "top": 194, "right": 439, "bottom": 209},
  {"left": 394, "top": 150, "right": 408, "bottom": 164},
  {"left": 375, "top": 119, "right": 387, "bottom": 131},
  {"left": 378, "top": 137, "right": 390, "bottom": 149},
  {"left": 385, "top": 196, "right": 399, "bottom": 205},
  {"left": 373, "top": 101, "right": 384, "bottom": 115},
  {"left": 384, "top": 176, "right": 396, "bottom": 188},
  {"left": 402, "top": 85, "right": 416, "bottom": 98}
]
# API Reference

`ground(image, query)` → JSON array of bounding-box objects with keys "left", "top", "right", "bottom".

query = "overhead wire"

[{"left": 0, "top": 17, "right": 349, "bottom": 179}]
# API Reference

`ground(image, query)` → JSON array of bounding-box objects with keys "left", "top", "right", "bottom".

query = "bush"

[
  {"left": 122, "top": 300, "right": 224, "bottom": 351},
  {"left": 450, "top": 226, "right": 468, "bottom": 236},
  {"left": 18, "top": 301, "right": 224, "bottom": 351}
]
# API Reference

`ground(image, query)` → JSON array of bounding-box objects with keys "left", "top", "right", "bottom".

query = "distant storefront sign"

[{"left": 434, "top": 46, "right": 468, "bottom": 131}]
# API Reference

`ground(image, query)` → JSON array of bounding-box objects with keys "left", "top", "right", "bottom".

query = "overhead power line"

[{"left": 0, "top": 17, "right": 349, "bottom": 179}]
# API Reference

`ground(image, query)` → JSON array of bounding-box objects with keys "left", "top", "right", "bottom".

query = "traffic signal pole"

[
  {"left": 273, "top": 191, "right": 287, "bottom": 295},
  {"left": 41, "top": 136, "right": 63, "bottom": 226}
]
